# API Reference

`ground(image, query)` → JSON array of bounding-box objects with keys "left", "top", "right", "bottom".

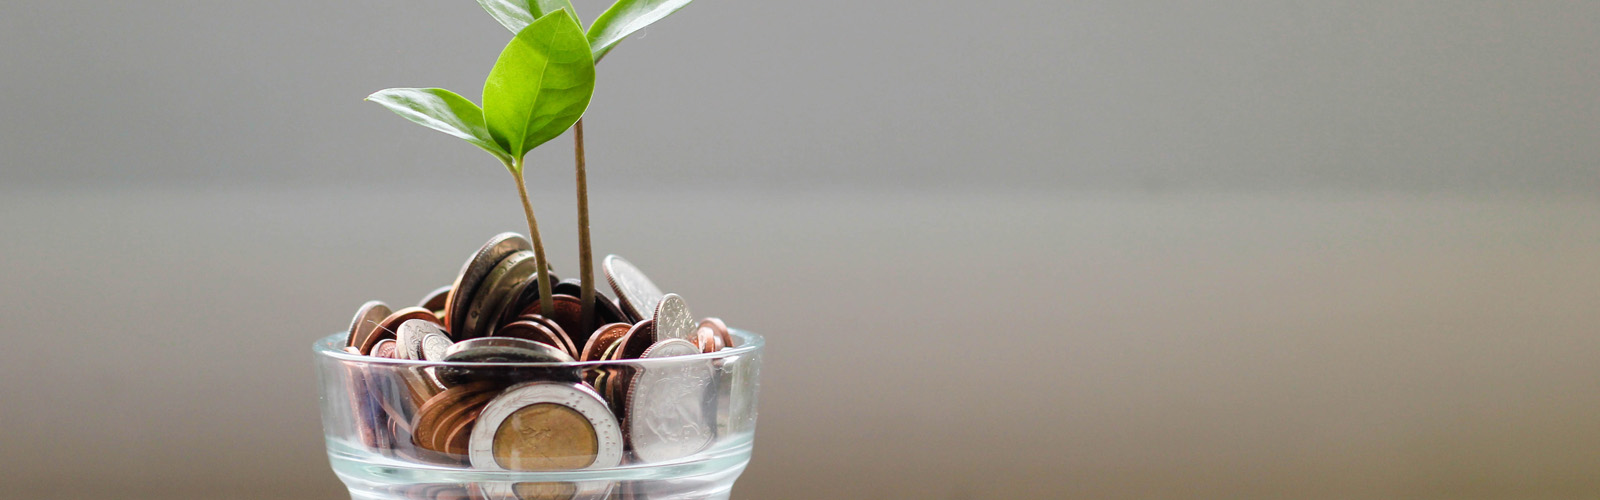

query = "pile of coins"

[{"left": 340, "top": 233, "right": 738, "bottom": 471}]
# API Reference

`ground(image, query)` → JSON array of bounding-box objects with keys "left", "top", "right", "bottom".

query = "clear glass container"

[{"left": 313, "top": 330, "right": 763, "bottom": 500}]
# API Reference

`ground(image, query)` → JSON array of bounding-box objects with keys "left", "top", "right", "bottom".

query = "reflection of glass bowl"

[{"left": 313, "top": 330, "right": 764, "bottom": 499}]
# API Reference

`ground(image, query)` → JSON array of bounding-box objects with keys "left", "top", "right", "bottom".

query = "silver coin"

[
  {"left": 347, "top": 300, "right": 393, "bottom": 350},
  {"left": 420, "top": 333, "right": 454, "bottom": 361},
  {"left": 652, "top": 294, "right": 697, "bottom": 343},
  {"left": 625, "top": 338, "right": 714, "bottom": 463},
  {"left": 463, "top": 250, "right": 540, "bottom": 340},
  {"left": 447, "top": 233, "right": 531, "bottom": 339},
  {"left": 443, "top": 337, "right": 576, "bottom": 364},
  {"left": 603, "top": 255, "right": 664, "bottom": 323},
  {"left": 468, "top": 381, "right": 625, "bottom": 471},
  {"left": 397, "top": 319, "right": 449, "bottom": 361}
]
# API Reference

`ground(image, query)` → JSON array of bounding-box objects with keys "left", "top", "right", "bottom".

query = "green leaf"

[
  {"left": 476, "top": 0, "right": 578, "bottom": 34},
  {"left": 483, "top": 10, "right": 596, "bottom": 161},
  {"left": 588, "top": 0, "right": 693, "bottom": 61},
  {"left": 366, "top": 88, "right": 510, "bottom": 162}
]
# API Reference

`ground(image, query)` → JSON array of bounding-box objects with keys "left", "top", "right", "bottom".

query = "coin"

[
  {"left": 443, "top": 337, "right": 575, "bottom": 364},
  {"left": 432, "top": 389, "right": 499, "bottom": 453},
  {"left": 347, "top": 300, "right": 393, "bottom": 351},
  {"left": 421, "top": 333, "right": 453, "bottom": 362},
  {"left": 346, "top": 364, "right": 385, "bottom": 450},
  {"left": 441, "top": 411, "right": 482, "bottom": 456},
  {"left": 591, "top": 294, "right": 628, "bottom": 326},
  {"left": 366, "top": 307, "right": 441, "bottom": 355},
  {"left": 580, "top": 323, "right": 632, "bottom": 362},
  {"left": 446, "top": 233, "right": 531, "bottom": 340},
  {"left": 373, "top": 339, "right": 399, "bottom": 359},
  {"left": 438, "top": 336, "right": 579, "bottom": 386},
  {"left": 695, "top": 317, "right": 733, "bottom": 353},
  {"left": 517, "top": 314, "right": 579, "bottom": 358},
  {"left": 464, "top": 250, "right": 541, "bottom": 340},
  {"left": 506, "top": 295, "right": 585, "bottom": 349},
  {"left": 612, "top": 320, "right": 657, "bottom": 361},
  {"left": 398, "top": 364, "right": 444, "bottom": 406},
  {"left": 624, "top": 338, "right": 714, "bottom": 463},
  {"left": 369, "top": 367, "right": 420, "bottom": 435},
  {"left": 413, "top": 381, "right": 497, "bottom": 453},
  {"left": 600, "top": 320, "right": 657, "bottom": 416},
  {"left": 471, "top": 481, "right": 616, "bottom": 500},
  {"left": 398, "top": 319, "right": 450, "bottom": 361},
  {"left": 653, "top": 294, "right": 696, "bottom": 343},
  {"left": 496, "top": 320, "right": 567, "bottom": 353},
  {"left": 603, "top": 255, "right": 664, "bottom": 323},
  {"left": 419, "top": 285, "right": 452, "bottom": 317},
  {"left": 469, "top": 382, "right": 624, "bottom": 471},
  {"left": 553, "top": 278, "right": 584, "bottom": 298}
]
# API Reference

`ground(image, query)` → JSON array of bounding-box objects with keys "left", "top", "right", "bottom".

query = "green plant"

[
  {"left": 367, "top": 10, "right": 596, "bottom": 317},
  {"left": 479, "top": 0, "right": 694, "bottom": 327}
]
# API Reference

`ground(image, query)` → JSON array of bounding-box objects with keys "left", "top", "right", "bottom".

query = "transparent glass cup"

[{"left": 313, "top": 330, "right": 764, "bottom": 500}]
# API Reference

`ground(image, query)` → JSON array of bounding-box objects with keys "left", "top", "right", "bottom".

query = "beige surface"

[{"left": 0, "top": 187, "right": 1596, "bottom": 499}]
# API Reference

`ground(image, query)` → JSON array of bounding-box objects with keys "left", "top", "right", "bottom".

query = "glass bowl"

[{"left": 313, "top": 330, "right": 763, "bottom": 500}]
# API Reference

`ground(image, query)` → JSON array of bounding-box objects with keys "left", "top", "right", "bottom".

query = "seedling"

[
  {"left": 478, "top": 0, "right": 695, "bottom": 327},
  {"left": 366, "top": 10, "right": 596, "bottom": 317}
]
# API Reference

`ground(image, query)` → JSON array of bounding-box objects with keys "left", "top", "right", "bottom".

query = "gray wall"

[
  {"left": 2, "top": 2, "right": 1598, "bottom": 499},
  {"left": 3, "top": 1, "right": 1597, "bottom": 192}
]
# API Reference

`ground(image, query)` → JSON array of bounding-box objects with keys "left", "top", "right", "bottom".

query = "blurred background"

[{"left": 1, "top": 1, "right": 1597, "bottom": 498}]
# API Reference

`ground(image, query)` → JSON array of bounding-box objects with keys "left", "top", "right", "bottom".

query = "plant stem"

[
  {"left": 574, "top": 119, "right": 595, "bottom": 332},
  {"left": 511, "top": 160, "right": 555, "bottom": 318}
]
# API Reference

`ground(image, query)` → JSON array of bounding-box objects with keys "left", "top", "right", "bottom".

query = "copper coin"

[
  {"left": 364, "top": 307, "right": 440, "bottom": 355},
  {"left": 345, "top": 364, "right": 383, "bottom": 449},
  {"left": 445, "top": 233, "right": 531, "bottom": 340},
  {"left": 603, "top": 255, "right": 664, "bottom": 323},
  {"left": 430, "top": 389, "right": 499, "bottom": 452},
  {"left": 347, "top": 300, "right": 393, "bottom": 350},
  {"left": 506, "top": 295, "right": 586, "bottom": 347},
  {"left": 652, "top": 294, "right": 696, "bottom": 343},
  {"left": 442, "top": 411, "right": 481, "bottom": 456},
  {"left": 370, "top": 369, "right": 419, "bottom": 435},
  {"left": 580, "top": 323, "right": 632, "bottom": 362},
  {"left": 418, "top": 284, "right": 452, "bottom": 317},
  {"left": 398, "top": 365, "right": 443, "bottom": 407},
  {"left": 518, "top": 314, "right": 579, "bottom": 359},
  {"left": 497, "top": 320, "right": 566, "bottom": 352},
  {"left": 464, "top": 250, "right": 541, "bottom": 340},
  {"left": 413, "top": 381, "right": 496, "bottom": 452},
  {"left": 612, "top": 320, "right": 657, "bottom": 361},
  {"left": 695, "top": 317, "right": 733, "bottom": 353},
  {"left": 600, "top": 321, "right": 656, "bottom": 416},
  {"left": 372, "top": 339, "right": 400, "bottom": 359}
]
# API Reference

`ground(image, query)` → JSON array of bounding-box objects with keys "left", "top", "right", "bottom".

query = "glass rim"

[{"left": 312, "top": 328, "right": 764, "bottom": 368}]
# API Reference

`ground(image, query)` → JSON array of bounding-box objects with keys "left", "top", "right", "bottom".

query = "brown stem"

[
  {"left": 574, "top": 119, "right": 595, "bottom": 332},
  {"left": 512, "top": 162, "right": 555, "bottom": 318}
]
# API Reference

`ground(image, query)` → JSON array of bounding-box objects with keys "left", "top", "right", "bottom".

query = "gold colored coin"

[
  {"left": 492, "top": 403, "right": 600, "bottom": 471},
  {"left": 513, "top": 482, "right": 579, "bottom": 500}
]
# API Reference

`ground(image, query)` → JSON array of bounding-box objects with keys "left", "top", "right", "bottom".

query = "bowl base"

[{"left": 330, "top": 441, "right": 751, "bottom": 500}]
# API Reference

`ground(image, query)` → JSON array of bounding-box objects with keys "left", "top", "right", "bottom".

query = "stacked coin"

[{"left": 341, "top": 234, "right": 736, "bottom": 470}]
